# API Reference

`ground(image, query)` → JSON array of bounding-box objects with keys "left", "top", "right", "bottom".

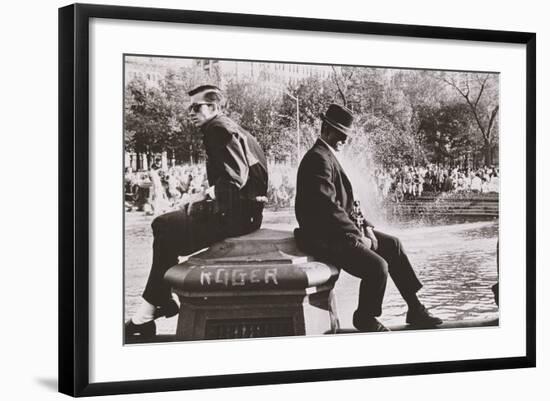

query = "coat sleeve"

[
  {"left": 205, "top": 124, "right": 250, "bottom": 212},
  {"left": 208, "top": 124, "right": 249, "bottom": 189},
  {"left": 301, "top": 152, "right": 362, "bottom": 239}
]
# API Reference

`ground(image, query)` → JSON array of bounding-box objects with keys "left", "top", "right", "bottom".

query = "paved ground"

[{"left": 124, "top": 209, "right": 499, "bottom": 336}]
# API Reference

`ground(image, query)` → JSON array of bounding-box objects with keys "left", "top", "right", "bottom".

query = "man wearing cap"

[
  {"left": 126, "top": 85, "right": 268, "bottom": 340},
  {"left": 294, "top": 104, "right": 442, "bottom": 332}
]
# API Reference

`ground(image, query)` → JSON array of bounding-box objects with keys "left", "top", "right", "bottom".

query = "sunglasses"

[
  {"left": 187, "top": 102, "right": 213, "bottom": 113},
  {"left": 335, "top": 131, "right": 350, "bottom": 143}
]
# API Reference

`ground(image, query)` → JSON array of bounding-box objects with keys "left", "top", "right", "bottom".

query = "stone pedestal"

[{"left": 164, "top": 228, "right": 340, "bottom": 341}]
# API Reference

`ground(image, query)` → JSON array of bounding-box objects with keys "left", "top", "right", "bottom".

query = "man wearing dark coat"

[
  {"left": 294, "top": 104, "right": 441, "bottom": 332},
  {"left": 126, "top": 85, "right": 268, "bottom": 340}
]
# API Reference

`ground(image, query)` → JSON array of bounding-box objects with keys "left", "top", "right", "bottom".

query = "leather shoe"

[
  {"left": 406, "top": 305, "right": 443, "bottom": 327},
  {"left": 125, "top": 319, "right": 156, "bottom": 342},
  {"left": 153, "top": 299, "right": 179, "bottom": 319},
  {"left": 353, "top": 313, "right": 390, "bottom": 332}
]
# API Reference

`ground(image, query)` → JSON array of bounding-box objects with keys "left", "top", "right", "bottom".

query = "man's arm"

[
  {"left": 176, "top": 186, "right": 216, "bottom": 216},
  {"left": 205, "top": 123, "right": 251, "bottom": 211}
]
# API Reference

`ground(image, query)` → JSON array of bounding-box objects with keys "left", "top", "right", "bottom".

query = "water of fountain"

[{"left": 339, "top": 147, "right": 387, "bottom": 227}]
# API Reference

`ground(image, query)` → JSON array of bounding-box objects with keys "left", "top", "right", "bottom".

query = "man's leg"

[
  {"left": 143, "top": 201, "right": 224, "bottom": 307},
  {"left": 326, "top": 238, "right": 389, "bottom": 330},
  {"left": 142, "top": 210, "right": 193, "bottom": 307},
  {"left": 373, "top": 230, "right": 422, "bottom": 306},
  {"left": 374, "top": 230, "right": 442, "bottom": 327},
  {"left": 127, "top": 202, "right": 223, "bottom": 338}
]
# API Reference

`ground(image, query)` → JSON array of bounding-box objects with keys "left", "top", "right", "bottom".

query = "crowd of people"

[
  {"left": 125, "top": 161, "right": 499, "bottom": 215},
  {"left": 373, "top": 164, "right": 499, "bottom": 202},
  {"left": 125, "top": 161, "right": 298, "bottom": 214},
  {"left": 266, "top": 162, "right": 296, "bottom": 210},
  {"left": 125, "top": 162, "right": 209, "bottom": 215}
]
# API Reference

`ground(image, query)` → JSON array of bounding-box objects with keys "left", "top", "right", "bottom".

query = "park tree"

[
  {"left": 394, "top": 70, "right": 446, "bottom": 135},
  {"left": 164, "top": 66, "right": 211, "bottom": 163},
  {"left": 417, "top": 102, "right": 477, "bottom": 166},
  {"left": 336, "top": 67, "right": 424, "bottom": 167},
  {"left": 125, "top": 77, "right": 172, "bottom": 167},
  {"left": 355, "top": 114, "right": 422, "bottom": 167},
  {"left": 279, "top": 75, "right": 339, "bottom": 158},
  {"left": 438, "top": 72, "right": 499, "bottom": 165},
  {"left": 330, "top": 66, "right": 355, "bottom": 107},
  {"left": 124, "top": 65, "right": 213, "bottom": 166},
  {"left": 223, "top": 78, "right": 285, "bottom": 160}
]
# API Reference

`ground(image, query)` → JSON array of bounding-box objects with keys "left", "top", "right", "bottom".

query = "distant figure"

[
  {"left": 393, "top": 179, "right": 404, "bottom": 203},
  {"left": 294, "top": 104, "right": 442, "bottom": 332},
  {"left": 492, "top": 241, "right": 499, "bottom": 306},
  {"left": 471, "top": 174, "right": 482, "bottom": 193},
  {"left": 443, "top": 174, "right": 454, "bottom": 192},
  {"left": 489, "top": 172, "right": 499, "bottom": 193},
  {"left": 148, "top": 168, "right": 170, "bottom": 216}
]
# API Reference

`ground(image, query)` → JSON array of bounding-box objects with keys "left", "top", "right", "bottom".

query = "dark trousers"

[
  {"left": 298, "top": 230, "right": 422, "bottom": 318},
  {"left": 333, "top": 230, "right": 423, "bottom": 317},
  {"left": 142, "top": 200, "right": 263, "bottom": 307}
]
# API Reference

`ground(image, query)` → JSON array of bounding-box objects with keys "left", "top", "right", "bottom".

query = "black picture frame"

[{"left": 59, "top": 3, "right": 536, "bottom": 397}]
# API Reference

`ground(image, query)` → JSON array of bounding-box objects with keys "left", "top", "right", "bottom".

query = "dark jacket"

[
  {"left": 201, "top": 114, "right": 268, "bottom": 215},
  {"left": 295, "top": 139, "right": 373, "bottom": 245}
]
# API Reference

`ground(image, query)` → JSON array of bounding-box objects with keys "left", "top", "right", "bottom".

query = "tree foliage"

[
  {"left": 437, "top": 72, "right": 500, "bottom": 165},
  {"left": 224, "top": 79, "right": 285, "bottom": 159},
  {"left": 125, "top": 63, "right": 499, "bottom": 169},
  {"left": 125, "top": 66, "right": 210, "bottom": 164}
]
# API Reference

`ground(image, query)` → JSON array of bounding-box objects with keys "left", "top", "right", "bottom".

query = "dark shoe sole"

[
  {"left": 353, "top": 314, "right": 390, "bottom": 332},
  {"left": 125, "top": 320, "right": 156, "bottom": 343},
  {"left": 153, "top": 300, "right": 179, "bottom": 319},
  {"left": 406, "top": 317, "right": 443, "bottom": 327}
]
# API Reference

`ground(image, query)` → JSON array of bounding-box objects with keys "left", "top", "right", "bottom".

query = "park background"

[{"left": 0, "top": 0, "right": 547, "bottom": 400}]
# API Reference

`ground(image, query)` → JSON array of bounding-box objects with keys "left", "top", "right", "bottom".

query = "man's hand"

[
  {"left": 255, "top": 196, "right": 268, "bottom": 203},
  {"left": 365, "top": 226, "right": 379, "bottom": 251},
  {"left": 178, "top": 191, "right": 207, "bottom": 215},
  {"left": 360, "top": 236, "right": 373, "bottom": 250},
  {"left": 204, "top": 186, "right": 216, "bottom": 200}
]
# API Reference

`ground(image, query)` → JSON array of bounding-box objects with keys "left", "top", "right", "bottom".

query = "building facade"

[{"left": 196, "top": 59, "right": 338, "bottom": 91}]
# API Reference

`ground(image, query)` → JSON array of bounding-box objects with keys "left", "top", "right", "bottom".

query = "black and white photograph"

[{"left": 123, "top": 55, "right": 500, "bottom": 344}]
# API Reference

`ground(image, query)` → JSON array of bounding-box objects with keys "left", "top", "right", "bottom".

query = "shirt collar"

[
  {"left": 318, "top": 137, "right": 351, "bottom": 177},
  {"left": 319, "top": 138, "right": 344, "bottom": 164},
  {"left": 319, "top": 138, "right": 339, "bottom": 158}
]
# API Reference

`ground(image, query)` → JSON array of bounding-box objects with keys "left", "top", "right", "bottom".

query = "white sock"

[{"left": 131, "top": 298, "right": 156, "bottom": 325}]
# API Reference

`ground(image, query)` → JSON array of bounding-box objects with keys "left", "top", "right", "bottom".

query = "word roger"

[{"left": 199, "top": 267, "right": 279, "bottom": 286}]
